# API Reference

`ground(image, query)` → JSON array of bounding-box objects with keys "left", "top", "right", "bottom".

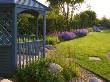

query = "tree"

[
  {"left": 47, "top": 0, "right": 84, "bottom": 30},
  {"left": 38, "top": 10, "right": 65, "bottom": 33},
  {"left": 72, "top": 10, "right": 96, "bottom": 28},
  {"left": 98, "top": 17, "right": 110, "bottom": 29},
  {"left": 17, "top": 13, "right": 36, "bottom": 35}
]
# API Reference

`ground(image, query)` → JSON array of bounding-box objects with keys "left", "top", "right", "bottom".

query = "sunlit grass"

[{"left": 47, "top": 30, "right": 110, "bottom": 81}]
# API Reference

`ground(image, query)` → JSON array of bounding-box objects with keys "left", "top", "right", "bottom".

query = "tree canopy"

[
  {"left": 72, "top": 10, "right": 96, "bottom": 28},
  {"left": 47, "top": 0, "right": 85, "bottom": 30}
]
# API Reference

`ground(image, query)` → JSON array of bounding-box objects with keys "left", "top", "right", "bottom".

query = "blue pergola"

[{"left": 0, "top": 0, "right": 48, "bottom": 75}]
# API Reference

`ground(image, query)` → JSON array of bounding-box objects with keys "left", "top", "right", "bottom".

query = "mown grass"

[{"left": 47, "top": 30, "right": 110, "bottom": 81}]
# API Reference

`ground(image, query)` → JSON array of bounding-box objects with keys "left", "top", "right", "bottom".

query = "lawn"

[{"left": 47, "top": 30, "right": 110, "bottom": 81}]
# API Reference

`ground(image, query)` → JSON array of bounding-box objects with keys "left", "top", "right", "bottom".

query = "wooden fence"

[{"left": 17, "top": 35, "right": 42, "bottom": 67}]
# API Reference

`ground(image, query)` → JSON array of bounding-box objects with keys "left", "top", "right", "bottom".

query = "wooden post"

[
  {"left": 43, "top": 12, "right": 46, "bottom": 57},
  {"left": 12, "top": 6, "right": 17, "bottom": 71},
  {"left": 36, "top": 18, "right": 39, "bottom": 40}
]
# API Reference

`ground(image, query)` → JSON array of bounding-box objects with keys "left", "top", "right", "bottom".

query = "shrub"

[
  {"left": 16, "top": 58, "right": 65, "bottom": 82},
  {"left": 47, "top": 32, "right": 58, "bottom": 36},
  {"left": 72, "top": 10, "right": 96, "bottom": 29},
  {"left": 98, "top": 17, "right": 110, "bottom": 29},
  {"left": 58, "top": 32, "right": 76, "bottom": 40},
  {"left": 46, "top": 36, "right": 60, "bottom": 45},
  {"left": 62, "top": 66, "right": 76, "bottom": 81},
  {"left": 16, "top": 58, "right": 78, "bottom": 82},
  {"left": 50, "top": 58, "right": 78, "bottom": 82},
  {"left": 74, "top": 29, "right": 88, "bottom": 37}
]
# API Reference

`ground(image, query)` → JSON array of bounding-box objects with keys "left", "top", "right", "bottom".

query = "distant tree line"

[{"left": 17, "top": 0, "right": 110, "bottom": 35}]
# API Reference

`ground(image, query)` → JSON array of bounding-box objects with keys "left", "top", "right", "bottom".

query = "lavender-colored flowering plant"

[
  {"left": 74, "top": 29, "right": 88, "bottom": 36},
  {"left": 58, "top": 32, "right": 76, "bottom": 40}
]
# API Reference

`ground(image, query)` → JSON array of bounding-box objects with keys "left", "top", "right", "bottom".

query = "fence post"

[
  {"left": 12, "top": 5, "right": 17, "bottom": 71},
  {"left": 36, "top": 18, "right": 39, "bottom": 40},
  {"left": 42, "top": 12, "right": 46, "bottom": 58}
]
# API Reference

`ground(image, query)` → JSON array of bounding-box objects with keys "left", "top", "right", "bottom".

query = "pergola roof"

[{"left": 0, "top": 0, "right": 48, "bottom": 11}]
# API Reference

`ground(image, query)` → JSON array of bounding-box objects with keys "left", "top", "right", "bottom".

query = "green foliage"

[
  {"left": 97, "top": 17, "right": 110, "bottom": 29},
  {"left": 16, "top": 58, "right": 65, "bottom": 82},
  {"left": 62, "top": 66, "right": 76, "bottom": 81},
  {"left": 53, "top": 30, "right": 110, "bottom": 81},
  {"left": 72, "top": 10, "right": 96, "bottom": 28},
  {"left": 46, "top": 36, "right": 60, "bottom": 45},
  {"left": 17, "top": 12, "right": 64, "bottom": 35},
  {"left": 46, "top": 12, "right": 65, "bottom": 32},
  {"left": 38, "top": 11, "right": 65, "bottom": 33},
  {"left": 49, "top": 0, "right": 80, "bottom": 5},
  {"left": 47, "top": 0, "right": 84, "bottom": 31},
  {"left": 17, "top": 13, "right": 36, "bottom": 35},
  {"left": 48, "top": 58, "right": 78, "bottom": 82},
  {"left": 16, "top": 58, "right": 77, "bottom": 82}
]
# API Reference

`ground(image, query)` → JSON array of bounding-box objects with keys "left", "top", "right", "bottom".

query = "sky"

[{"left": 38, "top": 0, "right": 110, "bottom": 18}]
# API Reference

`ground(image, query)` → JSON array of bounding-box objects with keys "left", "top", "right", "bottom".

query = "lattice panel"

[{"left": 0, "top": 11, "right": 12, "bottom": 46}]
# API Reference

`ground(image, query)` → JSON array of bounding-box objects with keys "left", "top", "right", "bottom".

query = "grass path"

[{"left": 54, "top": 30, "right": 110, "bottom": 81}]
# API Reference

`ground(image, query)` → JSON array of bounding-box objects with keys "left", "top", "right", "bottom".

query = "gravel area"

[{"left": 70, "top": 67, "right": 105, "bottom": 82}]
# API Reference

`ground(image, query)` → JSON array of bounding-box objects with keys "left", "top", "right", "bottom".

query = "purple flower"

[
  {"left": 74, "top": 29, "right": 88, "bottom": 36},
  {"left": 58, "top": 32, "right": 76, "bottom": 40}
]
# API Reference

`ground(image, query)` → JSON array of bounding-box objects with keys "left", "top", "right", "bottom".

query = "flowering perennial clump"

[
  {"left": 74, "top": 29, "right": 88, "bottom": 36},
  {"left": 47, "top": 29, "right": 89, "bottom": 41},
  {"left": 58, "top": 32, "right": 76, "bottom": 40},
  {"left": 58, "top": 29, "right": 88, "bottom": 40}
]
